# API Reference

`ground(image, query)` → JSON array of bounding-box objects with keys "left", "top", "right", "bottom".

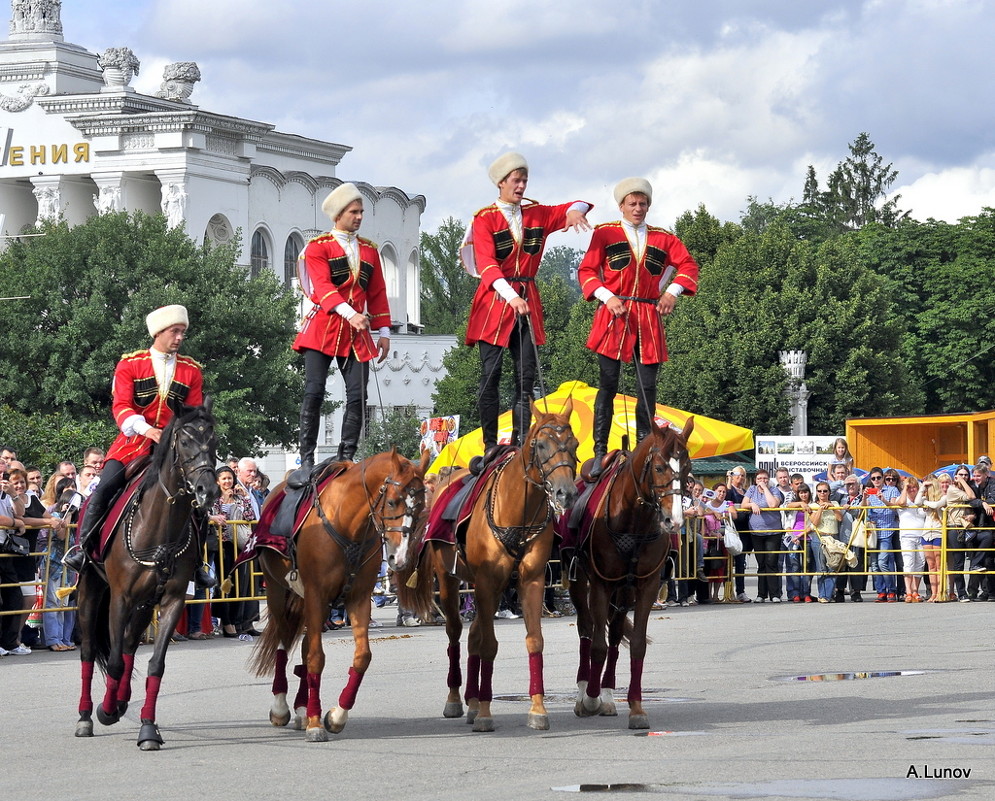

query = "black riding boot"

[
  {"left": 63, "top": 462, "right": 124, "bottom": 572},
  {"left": 297, "top": 393, "right": 323, "bottom": 472},
  {"left": 590, "top": 392, "right": 614, "bottom": 478},
  {"left": 192, "top": 513, "right": 218, "bottom": 590}
]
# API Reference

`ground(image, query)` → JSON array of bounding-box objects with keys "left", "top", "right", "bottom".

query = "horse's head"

[
  {"left": 370, "top": 448, "right": 428, "bottom": 572},
  {"left": 525, "top": 398, "right": 579, "bottom": 515},
  {"left": 152, "top": 397, "right": 220, "bottom": 511},
  {"left": 655, "top": 416, "right": 694, "bottom": 534}
]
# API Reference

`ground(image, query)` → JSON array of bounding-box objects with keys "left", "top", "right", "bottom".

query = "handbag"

[
  {"left": 0, "top": 530, "right": 30, "bottom": 556},
  {"left": 819, "top": 535, "right": 857, "bottom": 573},
  {"left": 723, "top": 517, "right": 743, "bottom": 557}
]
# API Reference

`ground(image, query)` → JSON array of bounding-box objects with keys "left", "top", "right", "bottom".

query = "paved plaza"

[{"left": 2, "top": 597, "right": 992, "bottom": 801}]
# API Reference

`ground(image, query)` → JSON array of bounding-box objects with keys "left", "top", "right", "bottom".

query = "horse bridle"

[
  {"left": 523, "top": 420, "right": 579, "bottom": 504},
  {"left": 368, "top": 470, "right": 425, "bottom": 542},
  {"left": 158, "top": 420, "right": 217, "bottom": 509}
]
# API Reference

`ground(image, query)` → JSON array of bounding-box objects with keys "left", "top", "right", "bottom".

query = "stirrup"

[{"left": 63, "top": 545, "right": 87, "bottom": 572}]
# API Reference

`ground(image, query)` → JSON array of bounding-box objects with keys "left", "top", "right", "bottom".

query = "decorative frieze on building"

[
  {"left": 0, "top": 79, "right": 47, "bottom": 111},
  {"left": 9, "top": 0, "right": 62, "bottom": 41}
]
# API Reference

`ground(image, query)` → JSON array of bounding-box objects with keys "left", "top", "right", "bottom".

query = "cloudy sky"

[{"left": 55, "top": 0, "right": 995, "bottom": 232}]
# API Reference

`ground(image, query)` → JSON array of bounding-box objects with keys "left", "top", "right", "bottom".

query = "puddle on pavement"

[
  {"left": 492, "top": 690, "right": 694, "bottom": 704},
  {"left": 771, "top": 670, "right": 928, "bottom": 682},
  {"left": 552, "top": 778, "right": 974, "bottom": 799},
  {"left": 903, "top": 727, "right": 995, "bottom": 745}
]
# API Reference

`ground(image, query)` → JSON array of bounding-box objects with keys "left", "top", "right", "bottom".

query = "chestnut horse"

[
  {"left": 417, "top": 400, "right": 578, "bottom": 732},
  {"left": 567, "top": 417, "right": 693, "bottom": 729},
  {"left": 73, "top": 401, "right": 219, "bottom": 750},
  {"left": 250, "top": 448, "right": 428, "bottom": 742}
]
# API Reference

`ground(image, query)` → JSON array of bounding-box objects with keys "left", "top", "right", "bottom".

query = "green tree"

[
  {"left": 356, "top": 405, "right": 423, "bottom": 460},
  {"left": 0, "top": 212, "right": 302, "bottom": 458},
  {"left": 539, "top": 245, "right": 583, "bottom": 300},
  {"left": 0, "top": 405, "right": 115, "bottom": 474},
  {"left": 419, "top": 217, "right": 475, "bottom": 335}
]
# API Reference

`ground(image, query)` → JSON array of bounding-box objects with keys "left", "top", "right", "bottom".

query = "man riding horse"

[{"left": 64, "top": 304, "right": 215, "bottom": 588}]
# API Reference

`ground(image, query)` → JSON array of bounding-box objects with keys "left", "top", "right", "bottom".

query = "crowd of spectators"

[{"left": 665, "top": 438, "right": 995, "bottom": 607}]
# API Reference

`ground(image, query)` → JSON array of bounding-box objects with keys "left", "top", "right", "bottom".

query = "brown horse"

[
  {"left": 73, "top": 401, "right": 219, "bottom": 750},
  {"left": 567, "top": 417, "right": 693, "bottom": 729},
  {"left": 250, "top": 448, "right": 429, "bottom": 742},
  {"left": 418, "top": 399, "right": 578, "bottom": 732}
]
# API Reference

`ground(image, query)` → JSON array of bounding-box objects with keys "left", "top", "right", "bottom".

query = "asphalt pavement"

[{"left": 2, "top": 595, "right": 993, "bottom": 801}]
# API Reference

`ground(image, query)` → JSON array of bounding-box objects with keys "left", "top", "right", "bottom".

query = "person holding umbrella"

[{"left": 578, "top": 178, "right": 699, "bottom": 475}]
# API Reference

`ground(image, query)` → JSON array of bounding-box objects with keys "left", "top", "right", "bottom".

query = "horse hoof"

[
  {"left": 305, "top": 726, "right": 328, "bottom": 743},
  {"left": 137, "top": 720, "right": 164, "bottom": 749},
  {"left": 578, "top": 695, "right": 601, "bottom": 717},
  {"left": 472, "top": 716, "right": 495, "bottom": 732},
  {"left": 117, "top": 701, "right": 129, "bottom": 717},
  {"left": 443, "top": 701, "right": 464, "bottom": 719},
  {"left": 292, "top": 707, "right": 307, "bottom": 730},
  {"left": 466, "top": 708, "right": 478, "bottom": 724},
  {"left": 527, "top": 713, "right": 550, "bottom": 731},
  {"left": 599, "top": 701, "right": 618, "bottom": 717},
  {"left": 97, "top": 706, "right": 121, "bottom": 726},
  {"left": 75, "top": 718, "right": 94, "bottom": 738},
  {"left": 325, "top": 707, "right": 348, "bottom": 734},
  {"left": 270, "top": 708, "right": 291, "bottom": 727},
  {"left": 629, "top": 714, "right": 650, "bottom": 730}
]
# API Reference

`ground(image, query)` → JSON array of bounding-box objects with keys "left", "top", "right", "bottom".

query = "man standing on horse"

[
  {"left": 578, "top": 178, "right": 699, "bottom": 475},
  {"left": 64, "top": 305, "right": 214, "bottom": 587},
  {"left": 294, "top": 183, "right": 391, "bottom": 470},
  {"left": 464, "top": 153, "right": 592, "bottom": 457}
]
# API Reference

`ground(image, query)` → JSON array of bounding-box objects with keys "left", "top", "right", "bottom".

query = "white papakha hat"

[
  {"left": 321, "top": 182, "right": 364, "bottom": 223},
  {"left": 488, "top": 152, "right": 529, "bottom": 186},
  {"left": 613, "top": 177, "right": 653, "bottom": 206},
  {"left": 146, "top": 304, "right": 188, "bottom": 337}
]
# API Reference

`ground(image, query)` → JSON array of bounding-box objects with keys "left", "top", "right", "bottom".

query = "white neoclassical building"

[{"left": 0, "top": 1, "right": 457, "bottom": 474}]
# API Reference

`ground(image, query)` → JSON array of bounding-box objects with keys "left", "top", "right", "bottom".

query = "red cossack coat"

[
  {"left": 464, "top": 199, "right": 587, "bottom": 348},
  {"left": 578, "top": 222, "right": 699, "bottom": 364},
  {"left": 293, "top": 234, "right": 391, "bottom": 361},
  {"left": 104, "top": 350, "right": 205, "bottom": 465}
]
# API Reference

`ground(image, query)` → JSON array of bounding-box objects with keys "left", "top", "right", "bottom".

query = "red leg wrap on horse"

[
  {"left": 293, "top": 664, "right": 308, "bottom": 709},
  {"left": 528, "top": 652, "right": 544, "bottom": 697},
  {"left": 79, "top": 660, "right": 95, "bottom": 713},
  {"left": 118, "top": 653, "right": 135, "bottom": 703},
  {"left": 603, "top": 645, "right": 619, "bottom": 690},
  {"left": 338, "top": 666, "right": 364, "bottom": 710},
  {"left": 464, "top": 654, "right": 481, "bottom": 702},
  {"left": 587, "top": 654, "right": 605, "bottom": 698},
  {"left": 576, "top": 637, "right": 592, "bottom": 684},
  {"left": 447, "top": 643, "right": 462, "bottom": 689},
  {"left": 273, "top": 649, "right": 289, "bottom": 696},
  {"left": 140, "top": 675, "right": 162, "bottom": 720},
  {"left": 306, "top": 672, "right": 322, "bottom": 719},
  {"left": 479, "top": 659, "right": 494, "bottom": 703},
  {"left": 627, "top": 657, "right": 644, "bottom": 704},
  {"left": 102, "top": 674, "right": 121, "bottom": 715}
]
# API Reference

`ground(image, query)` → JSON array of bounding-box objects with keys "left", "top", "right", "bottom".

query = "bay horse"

[
  {"left": 74, "top": 401, "right": 219, "bottom": 750},
  {"left": 567, "top": 417, "right": 693, "bottom": 729},
  {"left": 250, "top": 448, "right": 429, "bottom": 742},
  {"left": 417, "top": 400, "right": 578, "bottom": 732}
]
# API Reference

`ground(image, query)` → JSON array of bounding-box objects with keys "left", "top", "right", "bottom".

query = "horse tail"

[
  {"left": 250, "top": 591, "right": 304, "bottom": 678},
  {"left": 393, "top": 550, "right": 436, "bottom": 622},
  {"left": 78, "top": 569, "right": 113, "bottom": 673}
]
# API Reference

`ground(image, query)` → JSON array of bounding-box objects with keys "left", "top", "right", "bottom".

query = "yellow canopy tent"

[{"left": 429, "top": 380, "right": 754, "bottom": 474}]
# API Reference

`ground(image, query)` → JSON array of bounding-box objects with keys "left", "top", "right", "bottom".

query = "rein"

[
  {"left": 485, "top": 418, "right": 577, "bottom": 561},
  {"left": 313, "top": 460, "right": 423, "bottom": 606}
]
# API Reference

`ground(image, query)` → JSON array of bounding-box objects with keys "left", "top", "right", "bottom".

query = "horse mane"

[{"left": 140, "top": 403, "right": 210, "bottom": 493}]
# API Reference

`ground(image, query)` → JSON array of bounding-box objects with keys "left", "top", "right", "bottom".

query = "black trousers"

[
  {"left": 478, "top": 318, "right": 537, "bottom": 449},
  {"left": 303, "top": 348, "right": 370, "bottom": 454},
  {"left": 595, "top": 349, "right": 659, "bottom": 446}
]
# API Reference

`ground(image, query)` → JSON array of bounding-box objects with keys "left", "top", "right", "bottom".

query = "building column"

[
  {"left": 29, "top": 175, "right": 63, "bottom": 225},
  {"left": 91, "top": 171, "right": 126, "bottom": 215}
]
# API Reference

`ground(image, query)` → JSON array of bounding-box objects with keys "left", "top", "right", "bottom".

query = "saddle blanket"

[
  {"left": 416, "top": 451, "right": 514, "bottom": 559},
  {"left": 556, "top": 459, "right": 621, "bottom": 552},
  {"left": 233, "top": 469, "right": 342, "bottom": 569},
  {"left": 85, "top": 473, "right": 147, "bottom": 562}
]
